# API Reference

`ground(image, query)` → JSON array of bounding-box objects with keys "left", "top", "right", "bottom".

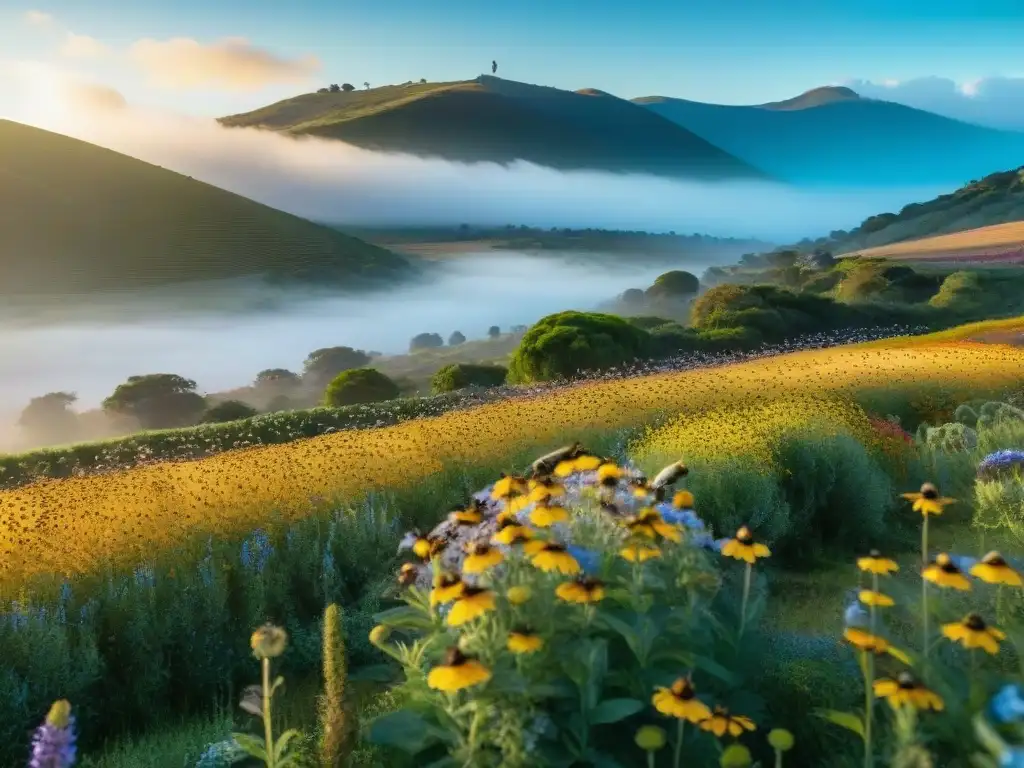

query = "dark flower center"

[
  {"left": 869, "top": 549, "right": 881, "bottom": 558},
  {"left": 965, "top": 613, "right": 986, "bottom": 631},
  {"left": 897, "top": 672, "right": 917, "bottom": 689},
  {"left": 736, "top": 527, "right": 753, "bottom": 544},
  {"left": 461, "top": 585, "right": 489, "bottom": 598},
  {"left": 920, "top": 484, "right": 939, "bottom": 500},
  {"left": 982, "top": 552, "right": 1008, "bottom": 567},
  {"left": 444, "top": 646, "right": 469, "bottom": 667}
]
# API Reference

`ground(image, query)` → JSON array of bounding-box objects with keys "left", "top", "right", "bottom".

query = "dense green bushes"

[
  {"left": 507, "top": 311, "right": 651, "bottom": 383},
  {"left": 430, "top": 362, "right": 508, "bottom": 393},
  {"left": 324, "top": 368, "right": 401, "bottom": 406}
]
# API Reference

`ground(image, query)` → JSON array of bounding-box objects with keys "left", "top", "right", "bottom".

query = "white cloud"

[
  {"left": 848, "top": 76, "right": 1024, "bottom": 131},
  {"left": 23, "top": 9, "right": 54, "bottom": 26},
  {"left": 60, "top": 33, "right": 108, "bottom": 58},
  {"left": 128, "top": 37, "right": 321, "bottom": 90},
  {"left": 62, "top": 81, "right": 126, "bottom": 111}
]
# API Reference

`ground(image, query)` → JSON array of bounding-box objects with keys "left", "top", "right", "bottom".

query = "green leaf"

[
  {"left": 273, "top": 728, "right": 302, "bottom": 761},
  {"left": 270, "top": 675, "right": 285, "bottom": 696},
  {"left": 230, "top": 733, "right": 268, "bottom": 760},
  {"left": 527, "top": 679, "right": 577, "bottom": 699},
  {"left": 589, "top": 698, "right": 645, "bottom": 725},
  {"left": 372, "top": 605, "right": 434, "bottom": 631},
  {"left": 597, "top": 613, "right": 640, "bottom": 654},
  {"left": 420, "top": 758, "right": 460, "bottom": 768},
  {"left": 816, "top": 709, "right": 865, "bottom": 740},
  {"left": 366, "top": 710, "right": 436, "bottom": 753},
  {"left": 692, "top": 655, "right": 740, "bottom": 686},
  {"left": 972, "top": 713, "right": 1009, "bottom": 756}
]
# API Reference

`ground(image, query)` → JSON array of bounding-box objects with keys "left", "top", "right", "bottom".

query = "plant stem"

[
  {"left": 775, "top": 748, "right": 783, "bottom": 768},
  {"left": 739, "top": 563, "right": 753, "bottom": 638},
  {"left": 648, "top": 753, "right": 656, "bottom": 768},
  {"left": 262, "top": 657, "right": 275, "bottom": 768},
  {"left": 674, "top": 719, "right": 686, "bottom": 768},
  {"left": 863, "top": 650, "right": 874, "bottom": 768},
  {"left": 921, "top": 516, "right": 930, "bottom": 663}
]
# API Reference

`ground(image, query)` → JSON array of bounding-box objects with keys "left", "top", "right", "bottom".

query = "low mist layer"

[
  {"left": 4, "top": 73, "right": 946, "bottom": 242},
  {"left": 0, "top": 253, "right": 688, "bottom": 434}
]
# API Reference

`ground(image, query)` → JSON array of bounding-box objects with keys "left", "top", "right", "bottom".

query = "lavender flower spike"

[{"left": 29, "top": 700, "right": 77, "bottom": 768}]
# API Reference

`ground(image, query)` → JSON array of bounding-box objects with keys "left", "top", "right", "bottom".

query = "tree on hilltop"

[
  {"left": 342, "top": 83, "right": 355, "bottom": 92},
  {"left": 17, "top": 391, "right": 79, "bottom": 445},
  {"left": 303, "top": 347, "right": 372, "bottom": 388}
]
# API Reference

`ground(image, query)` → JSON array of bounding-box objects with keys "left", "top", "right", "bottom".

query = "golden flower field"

[{"left": 2, "top": 337, "right": 1024, "bottom": 590}]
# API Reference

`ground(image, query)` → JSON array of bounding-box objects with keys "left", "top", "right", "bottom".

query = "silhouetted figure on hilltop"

[{"left": 492, "top": 60, "right": 497, "bottom": 74}]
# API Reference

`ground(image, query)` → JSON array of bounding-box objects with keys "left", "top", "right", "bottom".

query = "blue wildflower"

[
  {"left": 1001, "top": 748, "right": 1024, "bottom": 768},
  {"left": 29, "top": 700, "right": 77, "bottom": 768},
  {"left": 566, "top": 545, "right": 601, "bottom": 574},
  {"left": 991, "top": 684, "right": 1024, "bottom": 724}
]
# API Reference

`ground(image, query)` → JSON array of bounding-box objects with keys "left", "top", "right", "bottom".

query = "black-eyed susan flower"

[
  {"left": 507, "top": 627, "right": 544, "bottom": 654},
  {"left": 492, "top": 520, "right": 534, "bottom": 546},
  {"left": 426, "top": 647, "right": 492, "bottom": 692},
  {"left": 942, "top": 613, "right": 1005, "bottom": 654},
  {"left": 842, "top": 628, "right": 910, "bottom": 663},
  {"left": 857, "top": 549, "right": 899, "bottom": 575},
  {"left": 623, "top": 512, "right": 658, "bottom": 539},
  {"left": 698, "top": 706, "right": 756, "bottom": 738},
  {"left": 530, "top": 542, "right": 581, "bottom": 574},
  {"left": 901, "top": 482, "right": 955, "bottom": 516},
  {"left": 621, "top": 543, "right": 662, "bottom": 563},
  {"left": 640, "top": 508, "right": 684, "bottom": 543},
  {"left": 449, "top": 505, "right": 483, "bottom": 526},
  {"left": 368, "top": 625, "right": 390, "bottom": 647},
  {"left": 462, "top": 541, "right": 504, "bottom": 574},
  {"left": 556, "top": 576, "right": 605, "bottom": 604},
  {"left": 491, "top": 474, "right": 528, "bottom": 501},
  {"left": 629, "top": 477, "right": 652, "bottom": 500},
  {"left": 651, "top": 677, "right": 712, "bottom": 723},
  {"left": 409, "top": 532, "right": 433, "bottom": 560},
  {"left": 397, "top": 562, "right": 419, "bottom": 586},
  {"left": 597, "top": 461, "right": 624, "bottom": 487},
  {"left": 530, "top": 501, "right": 570, "bottom": 528},
  {"left": 873, "top": 672, "right": 944, "bottom": 711},
  {"left": 970, "top": 551, "right": 1023, "bottom": 587},
  {"left": 721, "top": 526, "right": 770, "bottom": 564},
  {"left": 672, "top": 489, "right": 695, "bottom": 509},
  {"left": 429, "top": 573, "right": 465, "bottom": 605},
  {"left": 554, "top": 453, "right": 603, "bottom": 477},
  {"left": 528, "top": 477, "right": 566, "bottom": 503},
  {"left": 447, "top": 585, "right": 496, "bottom": 626},
  {"left": 859, "top": 590, "right": 895, "bottom": 608},
  {"left": 506, "top": 585, "right": 532, "bottom": 605},
  {"left": 923, "top": 553, "right": 972, "bottom": 591}
]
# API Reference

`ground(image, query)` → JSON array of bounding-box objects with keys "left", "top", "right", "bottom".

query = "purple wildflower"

[{"left": 29, "top": 700, "right": 77, "bottom": 768}]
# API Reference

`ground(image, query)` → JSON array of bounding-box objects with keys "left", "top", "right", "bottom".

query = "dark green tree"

[
  {"left": 17, "top": 391, "right": 79, "bottom": 445},
  {"left": 431, "top": 363, "right": 508, "bottom": 393},
  {"left": 303, "top": 347, "right": 372, "bottom": 387},
  {"left": 324, "top": 368, "right": 401, "bottom": 406},
  {"left": 409, "top": 332, "right": 444, "bottom": 352},
  {"left": 645, "top": 270, "right": 700, "bottom": 298},
  {"left": 487, "top": 325, "right": 501, "bottom": 338},
  {"left": 101, "top": 374, "right": 206, "bottom": 430},
  {"left": 448, "top": 331, "right": 466, "bottom": 346},
  {"left": 201, "top": 400, "right": 258, "bottom": 424},
  {"left": 254, "top": 368, "right": 301, "bottom": 392},
  {"left": 507, "top": 311, "right": 651, "bottom": 383}
]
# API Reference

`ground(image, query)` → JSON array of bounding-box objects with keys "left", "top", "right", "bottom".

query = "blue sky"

[{"left": 3, "top": 0, "right": 1024, "bottom": 118}]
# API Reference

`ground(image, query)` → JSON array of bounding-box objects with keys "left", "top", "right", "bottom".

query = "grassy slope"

[
  {"left": 0, "top": 120, "right": 411, "bottom": 295},
  {"left": 634, "top": 91, "right": 1024, "bottom": 187},
  {"left": 218, "top": 77, "right": 768, "bottom": 181},
  {"left": 842, "top": 220, "right": 1024, "bottom": 261},
  {"left": 825, "top": 168, "right": 1024, "bottom": 254},
  {"left": 4, "top": 325, "right": 1024, "bottom": 586}
]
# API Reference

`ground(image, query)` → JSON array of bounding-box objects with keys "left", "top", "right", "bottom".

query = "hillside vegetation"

[
  {"left": 821, "top": 167, "right": 1024, "bottom": 254},
  {"left": 0, "top": 120, "right": 412, "bottom": 295},
  {"left": 635, "top": 87, "right": 1024, "bottom": 187},
  {"left": 219, "top": 76, "right": 768, "bottom": 180}
]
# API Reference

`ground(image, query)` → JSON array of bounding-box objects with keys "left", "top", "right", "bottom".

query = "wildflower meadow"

[{"left": 4, "top": 322, "right": 1024, "bottom": 767}]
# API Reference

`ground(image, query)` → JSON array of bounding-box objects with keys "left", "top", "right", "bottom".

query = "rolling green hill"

[
  {"left": 0, "top": 119, "right": 413, "bottom": 296},
  {"left": 815, "top": 167, "right": 1024, "bottom": 254},
  {"left": 634, "top": 87, "right": 1024, "bottom": 187},
  {"left": 218, "top": 76, "right": 769, "bottom": 181}
]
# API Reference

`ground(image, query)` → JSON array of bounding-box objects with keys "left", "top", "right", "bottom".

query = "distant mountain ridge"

[
  {"left": 0, "top": 119, "right": 412, "bottom": 296},
  {"left": 219, "top": 76, "right": 769, "bottom": 182},
  {"left": 633, "top": 87, "right": 1024, "bottom": 187}
]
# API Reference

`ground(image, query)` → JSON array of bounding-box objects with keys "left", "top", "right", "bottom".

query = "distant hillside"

[
  {"left": 843, "top": 221, "right": 1024, "bottom": 263},
  {"left": 818, "top": 167, "right": 1024, "bottom": 254},
  {"left": 633, "top": 88, "right": 1024, "bottom": 187},
  {"left": 0, "top": 119, "right": 412, "bottom": 296},
  {"left": 219, "top": 76, "right": 769, "bottom": 181}
]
